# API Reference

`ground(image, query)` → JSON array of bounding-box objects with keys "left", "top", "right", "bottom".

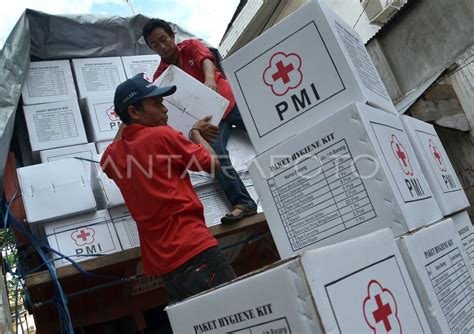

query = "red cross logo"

[
  {"left": 76, "top": 230, "right": 90, "bottom": 241},
  {"left": 373, "top": 294, "right": 393, "bottom": 331},
  {"left": 106, "top": 106, "right": 120, "bottom": 122},
  {"left": 263, "top": 52, "right": 303, "bottom": 96},
  {"left": 71, "top": 227, "right": 95, "bottom": 246},
  {"left": 272, "top": 61, "right": 294, "bottom": 84},
  {"left": 429, "top": 139, "right": 446, "bottom": 172},
  {"left": 390, "top": 134, "right": 413, "bottom": 176},
  {"left": 363, "top": 280, "right": 401, "bottom": 334}
]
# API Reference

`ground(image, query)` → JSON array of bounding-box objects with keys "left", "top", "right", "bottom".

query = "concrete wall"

[
  {"left": 0, "top": 271, "right": 12, "bottom": 333},
  {"left": 368, "top": 0, "right": 474, "bottom": 97}
]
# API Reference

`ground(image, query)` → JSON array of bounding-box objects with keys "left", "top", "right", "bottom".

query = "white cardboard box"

[
  {"left": 195, "top": 173, "right": 262, "bottom": 227},
  {"left": 227, "top": 128, "right": 257, "bottom": 173},
  {"left": 23, "top": 100, "right": 88, "bottom": 151},
  {"left": 121, "top": 54, "right": 161, "bottom": 79},
  {"left": 398, "top": 218, "right": 474, "bottom": 333},
  {"left": 17, "top": 159, "right": 97, "bottom": 223},
  {"left": 196, "top": 183, "right": 232, "bottom": 227},
  {"left": 91, "top": 155, "right": 125, "bottom": 209},
  {"left": 189, "top": 129, "right": 256, "bottom": 187},
  {"left": 108, "top": 206, "right": 139, "bottom": 250},
  {"left": 39, "top": 143, "right": 98, "bottom": 182},
  {"left": 154, "top": 65, "right": 229, "bottom": 135},
  {"left": 81, "top": 96, "right": 122, "bottom": 142},
  {"left": 72, "top": 57, "right": 127, "bottom": 99},
  {"left": 22, "top": 60, "right": 78, "bottom": 105},
  {"left": 95, "top": 140, "right": 113, "bottom": 154},
  {"left": 401, "top": 115, "right": 469, "bottom": 215},
  {"left": 39, "top": 143, "right": 97, "bottom": 163},
  {"left": 249, "top": 102, "right": 442, "bottom": 259},
  {"left": 451, "top": 211, "right": 474, "bottom": 270},
  {"left": 222, "top": 0, "right": 396, "bottom": 154},
  {"left": 241, "top": 171, "right": 263, "bottom": 213},
  {"left": 166, "top": 229, "right": 430, "bottom": 333},
  {"left": 45, "top": 210, "right": 121, "bottom": 267}
]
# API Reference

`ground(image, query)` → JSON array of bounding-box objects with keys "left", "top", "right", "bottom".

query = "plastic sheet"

[{"left": 0, "top": 9, "right": 206, "bottom": 192}]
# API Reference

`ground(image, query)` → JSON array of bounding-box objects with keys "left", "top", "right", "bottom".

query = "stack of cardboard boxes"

[
  {"left": 165, "top": 1, "right": 473, "bottom": 333},
  {"left": 19, "top": 57, "right": 127, "bottom": 267},
  {"left": 17, "top": 54, "right": 259, "bottom": 268},
  {"left": 21, "top": 60, "right": 88, "bottom": 152}
]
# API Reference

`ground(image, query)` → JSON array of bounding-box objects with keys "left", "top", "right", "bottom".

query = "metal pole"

[{"left": 125, "top": 0, "right": 137, "bottom": 15}]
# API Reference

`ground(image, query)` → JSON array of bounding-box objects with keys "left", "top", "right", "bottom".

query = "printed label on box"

[
  {"left": 229, "top": 317, "right": 291, "bottom": 334},
  {"left": 92, "top": 101, "right": 122, "bottom": 134},
  {"left": 122, "top": 55, "right": 161, "bottom": 79},
  {"left": 49, "top": 217, "right": 120, "bottom": 266},
  {"left": 81, "top": 63, "right": 122, "bottom": 92},
  {"left": 333, "top": 21, "right": 389, "bottom": 100},
  {"left": 267, "top": 138, "right": 376, "bottom": 252},
  {"left": 415, "top": 130, "right": 462, "bottom": 194},
  {"left": 458, "top": 226, "right": 474, "bottom": 266},
  {"left": 425, "top": 245, "right": 474, "bottom": 332},
  {"left": 33, "top": 107, "right": 80, "bottom": 142},
  {"left": 234, "top": 21, "right": 345, "bottom": 137},
  {"left": 370, "top": 122, "right": 431, "bottom": 203},
  {"left": 325, "top": 256, "right": 427, "bottom": 333},
  {"left": 197, "top": 184, "right": 232, "bottom": 227},
  {"left": 26, "top": 66, "right": 69, "bottom": 98},
  {"left": 22, "top": 60, "right": 78, "bottom": 105}
]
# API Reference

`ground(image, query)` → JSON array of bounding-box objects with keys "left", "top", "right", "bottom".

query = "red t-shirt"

[
  {"left": 100, "top": 124, "right": 218, "bottom": 275},
  {"left": 153, "top": 39, "right": 235, "bottom": 119}
]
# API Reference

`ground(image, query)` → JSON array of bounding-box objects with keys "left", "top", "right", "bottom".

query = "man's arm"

[
  {"left": 190, "top": 116, "right": 221, "bottom": 173},
  {"left": 202, "top": 59, "right": 218, "bottom": 92}
]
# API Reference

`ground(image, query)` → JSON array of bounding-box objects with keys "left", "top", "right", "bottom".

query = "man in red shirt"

[
  {"left": 100, "top": 73, "right": 236, "bottom": 302},
  {"left": 142, "top": 18, "right": 257, "bottom": 224}
]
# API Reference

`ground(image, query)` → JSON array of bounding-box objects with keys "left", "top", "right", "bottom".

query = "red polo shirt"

[
  {"left": 100, "top": 124, "right": 218, "bottom": 275},
  {"left": 153, "top": 39, "right": 235, "bottom": 119}
]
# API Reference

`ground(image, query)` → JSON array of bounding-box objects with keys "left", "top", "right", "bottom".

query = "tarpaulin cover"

[{"left": 0, "top": 9, "right": 206, "bottom": 193}]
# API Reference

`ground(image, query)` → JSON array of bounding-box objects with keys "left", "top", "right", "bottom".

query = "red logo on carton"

[
  {"left": 263, "top": 52, "right": 303, "bottom": 96},
  {"left": 71, "top": 227, "right": 95, "bottom": 246},
  {"left": 391, "top": 134, "right": 413, "bottom": 176},
  {"left": 106, "top": 106, "right": 120, "bottom": 121},
  {"left": 363, "top": 280, "right": 401, "bottom": 334},
  {"left": 429, "top": 139, "right": 446, "bottom": 172}
]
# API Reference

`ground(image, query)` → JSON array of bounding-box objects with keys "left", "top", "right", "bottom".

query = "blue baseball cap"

[{"left": 114, "top": 73, "right": 176, "bottom": 115}]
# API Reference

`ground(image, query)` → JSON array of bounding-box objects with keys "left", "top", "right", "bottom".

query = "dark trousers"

[
  {"left": 211, "top": 105, "right": 257, "bottom": 210},
  {"left": 162, "top": 247, "right": 236, "bottom": 303}
]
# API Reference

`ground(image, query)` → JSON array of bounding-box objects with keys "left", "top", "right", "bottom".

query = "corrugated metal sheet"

[
  {"left": 219, "top": 0, "right": 409, "bottom": 55},
  {"left": 219, "top": 0, "right": 290, "bottom": 57},
  {"left": 395, "top": 70, "right": 443, "bottom": 115}
]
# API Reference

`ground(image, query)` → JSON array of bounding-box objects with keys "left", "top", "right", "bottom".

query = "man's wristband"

[{"left": 188, "top": 127, "right": 201, "bottom": 139}]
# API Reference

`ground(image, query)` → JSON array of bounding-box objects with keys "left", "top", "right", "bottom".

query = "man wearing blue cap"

[{"left": 100, "top": 73, "right": 236, "bottom": 302}]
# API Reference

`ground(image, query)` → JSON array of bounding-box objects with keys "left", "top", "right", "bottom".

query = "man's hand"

[{"left": 192, "top": 115, "right": 219, "bottom": 143}]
